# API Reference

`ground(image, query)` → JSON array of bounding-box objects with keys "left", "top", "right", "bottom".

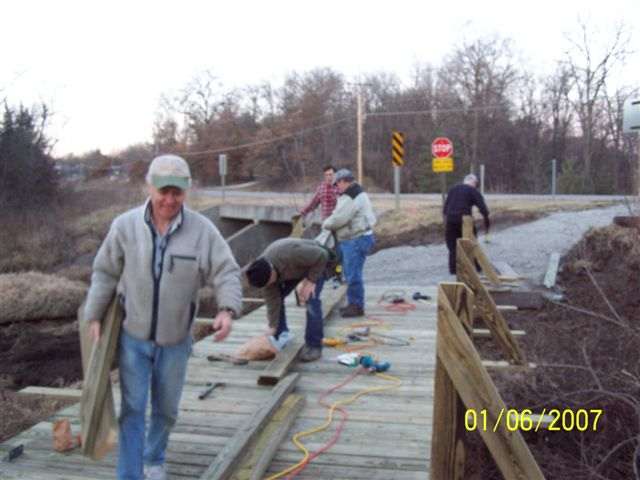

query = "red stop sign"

[{"left": 431, "top": 137, "right": 453, "bottom": 158}]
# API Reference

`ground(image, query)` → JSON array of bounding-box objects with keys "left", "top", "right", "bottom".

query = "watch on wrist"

[{"left": 219, "top": 307, "right": 236, "bottom": 319}]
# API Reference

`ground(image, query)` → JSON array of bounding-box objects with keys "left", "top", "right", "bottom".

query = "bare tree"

[
  {"left": 563, "top": 19, "right": 631, "bottom": 191},
  {"left": 543, "top": 64, "right": 574, "bottom": 166},
  {"left": 602, "top": 85, "right": 639, "bottom": 192},
  {"left": 439, "top": 35, "right": 519, "bottom": 174}
]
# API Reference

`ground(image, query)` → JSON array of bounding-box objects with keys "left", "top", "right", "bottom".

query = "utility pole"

[
  {"left": 622, "top": 98, "right": 639, "bottom": 195},
  {"left": 356, "top": 89, "right": 364, "bottom": 184},
  {"left": 551, "top": 158, "right": 557, "bottom": 199},
  {"left": 219, "top": 154, "right": 227, "bottom": 204}
]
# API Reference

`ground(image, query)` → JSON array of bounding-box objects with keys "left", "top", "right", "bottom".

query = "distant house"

[{"left": 54, "top": 162, "right": 87, "bottom": 182}]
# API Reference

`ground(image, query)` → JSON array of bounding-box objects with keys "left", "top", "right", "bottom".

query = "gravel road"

[{"left": 365, "top": 204, "right": 629, "bottom": 287}]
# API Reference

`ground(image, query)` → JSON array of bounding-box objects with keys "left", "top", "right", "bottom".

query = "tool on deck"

[
  {"left": 198, "top": 382, "right": 225, "bottom": 400},
  {"left": 412, "top": 292, "right": 431, "bottom": 301},
  {"left": 359, "top": 355, "right": 391, "bottom": 373},
  {"left": 206, "top": 353, "right": 248, "bottom": 365},
  {"left": 2, "top": 444, "right": 23, "bottom": 462}
]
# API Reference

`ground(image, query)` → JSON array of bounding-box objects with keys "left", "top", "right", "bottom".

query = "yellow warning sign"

[
  {"left": 392, "top": 131, "right": 404, "bottom": 167},
  {"left": 432, "top": 157, "right": 454, "bottom": 173}
]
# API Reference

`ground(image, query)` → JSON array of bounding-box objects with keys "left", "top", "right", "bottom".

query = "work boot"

[
  {"left": 339, "top": 304, "right": 359, "bottom": 315},
  {"left": 299, "top": 345, "right": 322, "bottom": 362},
  {"left": 341, "top": 304, "right": 364, "bottom": 318}
]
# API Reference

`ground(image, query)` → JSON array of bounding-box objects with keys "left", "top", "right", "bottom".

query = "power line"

[
  {"left": 366, "top": 104, "right": 504, "bottom": 118},
  {"left": 184, "top": 116, "right": 353, "bottom": 159}
]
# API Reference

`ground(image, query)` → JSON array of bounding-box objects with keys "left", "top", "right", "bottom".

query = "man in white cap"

[
  {"left": 322, "top": 168, "right": 376, "bottom": 317},
  {"left": 84, "top": 154, "right": 242, "bottom": 480},
  {"left": 443, "top": 173, "right": 490, "bottom": 274}
]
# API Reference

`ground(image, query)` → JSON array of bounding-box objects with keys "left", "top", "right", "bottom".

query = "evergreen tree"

[{"left": 0, "top": 103, "right": 57, "bottom": 208}]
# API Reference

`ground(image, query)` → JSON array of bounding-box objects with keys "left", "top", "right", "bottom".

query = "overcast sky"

[{"left": 2, "top": 0, "right": 638, "bottom": 157}]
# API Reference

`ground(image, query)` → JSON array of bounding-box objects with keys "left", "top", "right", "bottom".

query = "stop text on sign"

[{"left": 431, "top": 137, "right": 453, "bottom": 158}]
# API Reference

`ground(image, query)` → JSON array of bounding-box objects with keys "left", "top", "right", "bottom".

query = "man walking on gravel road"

[{"left": 443, "top": 173, "right": 490, "bottom": 274}]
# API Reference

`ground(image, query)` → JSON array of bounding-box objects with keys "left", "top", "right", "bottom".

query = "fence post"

[
  {"left": 431, "top": 283, "right": 474, "bottom": 480},
  {"left": 551, "top": 158, "right": 556, "bottom": 199}
]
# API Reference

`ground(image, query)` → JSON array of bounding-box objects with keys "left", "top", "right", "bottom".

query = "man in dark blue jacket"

[{"left": 443, "top": 173, "right": 490, "bottom": 274}]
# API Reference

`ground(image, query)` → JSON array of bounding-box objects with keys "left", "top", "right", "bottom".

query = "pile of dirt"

[
  {"left": 467, "top": 222, "right": 640, "bottom": 479},
  {"left": 561, "top": 224, "right": 640, "bottom": 321}
]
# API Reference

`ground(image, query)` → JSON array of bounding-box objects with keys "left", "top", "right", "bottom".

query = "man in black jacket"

[{"left": 443, "top": 174, "right": 490, "bottom": 274}]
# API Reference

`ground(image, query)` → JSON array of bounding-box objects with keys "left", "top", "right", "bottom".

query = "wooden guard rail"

[
  {"left": 456, "top": 236, "right": 526, "bottom": 365},
  {"left": 462, "top": 215, "right": 502, "bottom": 284},
  {"left": 431, "top": 283, "right": 545, "bottom": 480}
]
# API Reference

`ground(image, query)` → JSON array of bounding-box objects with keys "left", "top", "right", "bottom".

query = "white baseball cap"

[{"left": 146, "top": 154, "right": 192, "bottom": 190}]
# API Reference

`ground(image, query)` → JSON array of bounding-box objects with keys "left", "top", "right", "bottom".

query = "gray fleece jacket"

[
  {"left": 84, "top": 201, "right": 242, "bottom": 346},
  {"left": 322, "top": 183, "right": 376, "bottom": 241}
]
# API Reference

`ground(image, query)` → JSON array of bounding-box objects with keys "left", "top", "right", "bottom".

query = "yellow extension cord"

[{"left": 265, "top": 371, "right": 402, "bottom": 480}]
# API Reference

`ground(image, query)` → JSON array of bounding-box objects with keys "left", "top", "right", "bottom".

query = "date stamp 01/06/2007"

[{"left": 464, "top": 408, "right": 603, "bottom": 433}]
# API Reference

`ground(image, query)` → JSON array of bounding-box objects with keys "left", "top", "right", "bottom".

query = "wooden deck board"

[{"left": 0, "top": 285, "right": 436, "bottom": 479}]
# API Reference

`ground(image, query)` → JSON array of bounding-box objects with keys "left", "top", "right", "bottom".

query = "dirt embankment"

[
  {"left": 468, "top": 221, "right": 640, "bottom": 479},
  {"left": 373, "top": 209, "right": 543, "bottom": 252}
]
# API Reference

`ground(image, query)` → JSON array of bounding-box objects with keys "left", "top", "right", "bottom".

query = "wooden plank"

[
  {"left": 258, "top": 338, "right": 304, "bottom": 387},
  {"left": 430, "top": 283, "right": 472, "bottom": 480},
  {"left": 482, "top": 360, "right": 537, "bottom": 369},
  {"left": 229, "top": 394, "right": 305, "bottom": 480},
  {"left": 543, "top": 252, "right": 561, "bottom": 289},
  {"left": 473, "top": 328, "right": 525, "bottom": 338},
  {"left": 530, "top": 414, "right": 555, "bottom": 429},
  {"left": 258, "top": 285, "right": 346, "bottom": 386},
  {"left": 491, "top": 290, "right": 544, "bottom": 310},
  {"left": 78, "top": 299, "right": 121, "bottom": 460},
  {"left": 461, "top": 215, "right": 502, "bottom": 284},
  {"left": 456, "top": 239, "right": 526, "bottom": 365},
  {"left": 438, "top": 282, "right": 474, "bottom": 334},
  {"left": 462, "top": 215, "right": 475, "bottom": 240},
  {"left": 242, "top": 298, "right": 265, "bottom": 303},
  {"left": 493, "top": 261, "right": 522, "bottom": 281},
  {"left": 437, "top": 284, "right": 545, "bottom": 480},
  {"left": 290, "top": 215, "right": 304, "bottom": 238},
  {"left": 471, "top": 243, "right": 502, "bottom": 285},
  {"left": 199, "top": 373, "right": 299, "bottom": 480},
  {"left": 18, "top": 387, "right": 82, "bottom": 401}
]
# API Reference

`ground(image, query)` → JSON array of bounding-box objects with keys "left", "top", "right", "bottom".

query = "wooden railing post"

[
  {"left": 431, "top": 283, "right": 474, "bottom": 479},
  {"left": 461, "top": 215, "right": 501, "bottom": 284},
  {"left": 432, "top": 283, "right": 545, "bottom": 480},
  {"left": 456, "top": 238, "right": 526, "bottom": 365},
  {"left": 462, "top": 215, "right": 475, "bottom": 240}
]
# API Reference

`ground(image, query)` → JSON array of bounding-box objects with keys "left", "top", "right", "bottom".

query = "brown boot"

[{"left": 341, "top": 304, "right": 364, "bottom": 318}]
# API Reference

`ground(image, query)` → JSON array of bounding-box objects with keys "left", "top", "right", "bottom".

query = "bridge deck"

[{"left": 0, "top": 284, "right": 437, "bottom": 479}]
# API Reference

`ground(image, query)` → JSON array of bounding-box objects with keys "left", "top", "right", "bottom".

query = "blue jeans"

[
  {"left": 117, "top": 330, "right": 192, "bottom": 480},
  {"left": 340, "top": 234, "right": 375, "bottom": 308},
  {"left": 274, "top": 277, "right": 326, "bottom": 348}
]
